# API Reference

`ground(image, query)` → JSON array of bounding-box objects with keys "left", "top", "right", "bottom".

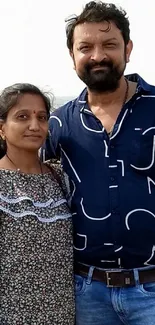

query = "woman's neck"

[{"left": 0, "top": 148, "right": 42, "bottom": 174}]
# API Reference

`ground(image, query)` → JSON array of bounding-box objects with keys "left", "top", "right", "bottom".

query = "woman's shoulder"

[
  {"left": 45, "top": 159, "right": 63, "bottom": 177},
  {"left": 44, "top": 159, "right": 70, "bottom": 197},
  {"left": 0, "top": 168, "right": 19, "bottom": 181}
]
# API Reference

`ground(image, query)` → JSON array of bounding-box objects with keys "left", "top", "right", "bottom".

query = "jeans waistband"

[
  {"left": 75, "top": 263, "right": 155, "bottom": 287},
  {"left": 77, "top": 262, "right": 155, "bottom": 272}
]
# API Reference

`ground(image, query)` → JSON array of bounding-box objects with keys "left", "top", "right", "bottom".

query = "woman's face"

[{"left": 1, "top": 93, "right": 49, "bottom": 152}]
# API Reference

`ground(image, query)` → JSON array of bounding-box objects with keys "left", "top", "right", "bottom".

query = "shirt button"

[
  {"left": 110, "top": 144, "right": 115, "bottom": 149},
  {"left": 111, "top": 208, "right": 117, "bottom": 214},
  {"left": 110, "top": 176, "right": 115, "bottom": 182}
]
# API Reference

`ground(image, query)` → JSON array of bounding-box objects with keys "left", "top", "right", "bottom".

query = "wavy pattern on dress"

[
  {"left": 0, "top": 205, "right": 72, "bottom": 222},
  {"left": 0, "top": 193, "right": 66, "bottom": 208}
]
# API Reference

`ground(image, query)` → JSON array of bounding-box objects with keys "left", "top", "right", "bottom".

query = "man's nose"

[{"left": 90, "top": 47, "right": 107, "bottom": 62}]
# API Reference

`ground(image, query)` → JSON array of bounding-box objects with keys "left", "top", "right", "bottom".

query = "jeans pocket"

[
  {"left": 140, "top": 281, "right": 155, "bottom": 296},
  {"left": 74, "top": 274, "right": 86, "bottom": 296}
]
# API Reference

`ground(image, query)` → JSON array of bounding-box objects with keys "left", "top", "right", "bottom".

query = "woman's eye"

[
  {"left": 38, "top": 115, "right": 48, "bottom": 121},
  {"left": 17, "top": 114, "right": 27, "bottom": 119}
]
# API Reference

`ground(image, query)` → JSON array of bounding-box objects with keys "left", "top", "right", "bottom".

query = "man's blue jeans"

[{"left": 75, "top": 266, "right": 155, "bottom": 325}]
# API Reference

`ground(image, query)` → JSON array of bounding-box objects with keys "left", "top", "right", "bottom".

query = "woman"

[{"left": 0, "top": 83, "right": 75, "bottom": 325}]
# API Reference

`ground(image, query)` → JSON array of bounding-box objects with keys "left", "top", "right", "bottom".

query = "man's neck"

[
  {"left": 87, "top": 77, "right": 128, "bottom": 109},
  {"left": 86, "top": 77, "right": 137, "bottom": 132}
]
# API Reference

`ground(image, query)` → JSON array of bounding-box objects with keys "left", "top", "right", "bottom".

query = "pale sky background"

[{"left": 0, "top": 0, "right": 154, "bottom": 96}]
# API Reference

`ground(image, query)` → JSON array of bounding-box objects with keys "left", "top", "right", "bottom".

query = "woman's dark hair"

[
  {"left": 66, "top": 1, "right": 130, "bottom": 51},
  {"left": 0, "top": 83, "right": 53, "bottom": 158}
]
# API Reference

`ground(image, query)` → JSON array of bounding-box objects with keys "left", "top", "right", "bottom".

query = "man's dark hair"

[{"left": 66, "top": 1, "right": 130, "bottom": 51}]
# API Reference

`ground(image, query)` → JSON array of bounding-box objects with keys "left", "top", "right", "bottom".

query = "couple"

[{"left": 1, "top": 1, "right": 155, "bottom": 325}]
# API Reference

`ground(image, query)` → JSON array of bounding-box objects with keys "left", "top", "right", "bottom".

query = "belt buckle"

[{"left": 105, "top": 270, "right": 122, "bottom": 288}]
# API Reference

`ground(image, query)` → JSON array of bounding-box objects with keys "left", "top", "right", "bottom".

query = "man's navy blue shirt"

[{"left": 43, "top": 74, "right": 155, "bottom": 268}]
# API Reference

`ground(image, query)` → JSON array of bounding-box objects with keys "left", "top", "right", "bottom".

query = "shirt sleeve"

[{"left": 40, "top": 110, "right": 62, "bottom": 161}]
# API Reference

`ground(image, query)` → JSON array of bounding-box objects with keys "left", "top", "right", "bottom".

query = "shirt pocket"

[{"left": 130, "top": 130, "right": 155, "bottom": 177}]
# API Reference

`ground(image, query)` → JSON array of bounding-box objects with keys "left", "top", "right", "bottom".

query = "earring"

[{"left": 0, "top": 131, "right": 5, "bottom": 140}]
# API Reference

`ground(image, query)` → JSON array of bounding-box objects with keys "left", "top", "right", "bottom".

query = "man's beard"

[{"left": 78, "top": 59, "right": 126, "bottom": 93}]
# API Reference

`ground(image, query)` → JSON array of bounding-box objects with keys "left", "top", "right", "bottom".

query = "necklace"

[
  {"left": 108, "top": 78, "right": 129, "bottom": 137},
  {"left": 5, "top": 153, "right": 43, "bottom": 175}
]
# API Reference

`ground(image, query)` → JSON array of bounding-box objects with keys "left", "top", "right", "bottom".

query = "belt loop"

[
  {"left": 133, "top": 268, "right": 140, "bottom": 286},
  {"left": 86, "top": 266, "right": 95, "bottom": 285}
]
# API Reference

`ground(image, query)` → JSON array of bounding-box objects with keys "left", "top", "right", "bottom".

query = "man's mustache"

[{"left": 85, "top": 60, "right": 113, "bottom": 70}]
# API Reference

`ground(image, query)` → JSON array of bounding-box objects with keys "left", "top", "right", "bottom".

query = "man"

[{"left": 42, "top": 1, "right": 155, "bottom": 324}]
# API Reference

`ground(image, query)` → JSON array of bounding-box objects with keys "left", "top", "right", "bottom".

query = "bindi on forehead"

[{"left": 31, "top": 108, "right": 47, "bottom": 115}]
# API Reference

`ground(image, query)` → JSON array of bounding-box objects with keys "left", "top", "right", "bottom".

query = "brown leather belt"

[{"left": 75, "top": 263, "right": 155, "bottom": 287}]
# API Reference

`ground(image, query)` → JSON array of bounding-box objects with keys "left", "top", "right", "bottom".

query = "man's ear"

[
  {"left": 69, "top": 50, "right": 73, "bottom": 59},
  {"left": 126, "top": 40, "right": 133, "bottom": 63},
  {"left": 69, "top": 50, "right": 76, "bottom": 70}
]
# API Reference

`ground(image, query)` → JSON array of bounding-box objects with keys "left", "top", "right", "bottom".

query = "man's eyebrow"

[
  {"left": 100, "top": 37, "right": 117, "bottom": 42},
  {"left": 79, "top": 37, "right": 117, "bottom": 43},
  {"left": 78, "top": 41, "right": 91, "bottom": 44}
]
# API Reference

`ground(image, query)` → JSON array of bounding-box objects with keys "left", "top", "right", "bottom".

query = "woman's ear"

[{"left": 0, "top": 120, "right": 5, "bottom": 140}]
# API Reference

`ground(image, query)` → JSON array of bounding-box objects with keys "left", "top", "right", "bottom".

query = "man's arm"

[{"left": 40, "top": 110, "right": 62, "bottom": 162}]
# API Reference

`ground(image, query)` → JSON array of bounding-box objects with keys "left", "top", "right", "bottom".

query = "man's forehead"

[{"left": 73, "top": 21, "right": 121, "bottom": 42}]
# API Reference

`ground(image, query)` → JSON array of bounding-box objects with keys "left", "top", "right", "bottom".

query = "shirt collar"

[
  {"left": 125, "top": 73, "right": 152, "bottom": 93},
  {"left": 76, "top": 73, "right": 153, "bottom": 112},
  {"left": 76, "top": 88, "right": 87, "bottom": 112}
]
